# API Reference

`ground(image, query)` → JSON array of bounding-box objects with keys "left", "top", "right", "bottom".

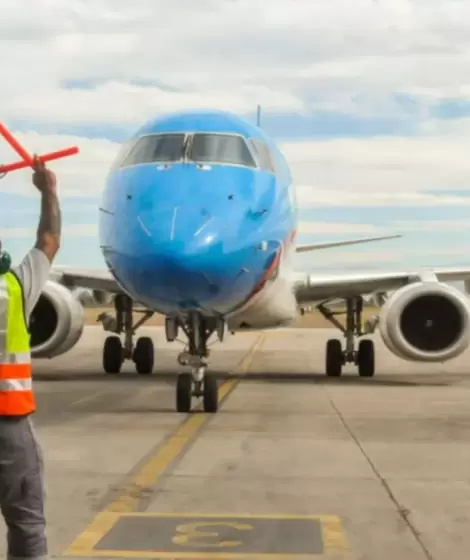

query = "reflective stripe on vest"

[{"left": 0, "top": 272, "right": 35, "bottom": 415}]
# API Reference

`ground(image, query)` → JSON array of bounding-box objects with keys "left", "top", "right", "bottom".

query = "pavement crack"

[{"left": 326, "top": 393, "right": 435, "bottom": 560}]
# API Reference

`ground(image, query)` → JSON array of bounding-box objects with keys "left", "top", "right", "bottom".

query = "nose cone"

[
  {"left": 135, "top": 205, "right": 271, "bottom": 314},
  {"left": 103, "top": 163, "right": 279, "bottom": 315}
]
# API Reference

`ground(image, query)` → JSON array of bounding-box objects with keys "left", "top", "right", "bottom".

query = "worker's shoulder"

[
  {"left": 12, "top": 248, "right": 50, "bottom": 280},
  {"left": 11, "top": 248, "right": 51, "bottom": 298}
]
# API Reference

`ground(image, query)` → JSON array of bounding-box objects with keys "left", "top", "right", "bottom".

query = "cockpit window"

[
  {"left": 109, "top": 139, "right": 134, "bottom": 172},
  {"left": 120, "top": 133, "right": 186, "bottom": 167},
  {"left": 188, "top": 134, "right": 256, "bottom": 168},
  {"left": 249, "top": 139, "right": 276, "bottom": 173}
]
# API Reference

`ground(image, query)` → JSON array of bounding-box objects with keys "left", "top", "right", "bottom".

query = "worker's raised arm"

[{"left": 32, "top": 156, "right": 61, "bottom": 263}]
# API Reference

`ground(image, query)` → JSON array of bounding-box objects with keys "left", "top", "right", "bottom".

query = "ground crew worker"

[{"left": 0, "top": 156, "right": 61, "bottom": 560}]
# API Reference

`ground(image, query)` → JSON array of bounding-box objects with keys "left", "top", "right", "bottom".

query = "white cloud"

[
  {"left": 287, "top": 125, "right": 470, "bottom": 195},
  {"left": 5, "top": 83, "right": 303, "bottom": 126},
  {"left": 1, "top": 0, "right": 470, "bottom": 206},
  {"left": 391, "top": 220, "right": 470, "bottom": 232},
  {"left": 2, "top": 0, "right": 470, "bottom": 125}
]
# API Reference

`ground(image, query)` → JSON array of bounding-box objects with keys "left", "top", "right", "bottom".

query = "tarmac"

[{"left": 1, "top": 325, "right": 470, "bottom": 560}]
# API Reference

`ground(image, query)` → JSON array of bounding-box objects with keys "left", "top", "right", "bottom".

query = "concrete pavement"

[{"left": 0, "top": 326, "right": 469, "bottom": 559}]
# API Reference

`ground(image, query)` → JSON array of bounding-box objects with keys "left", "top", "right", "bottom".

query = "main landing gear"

[
  {"left": 98, "top": 294, "right": 155, "bottom": 375},
  {"left": 166, "top": 312, "right": 224, "bottom": 414},
  {"left": 318, "top": 296, "right": 375, "bottom": 378}
]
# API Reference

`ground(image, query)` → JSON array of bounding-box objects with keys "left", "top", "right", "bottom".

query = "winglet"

[{"left": 295, "top": 234, "right": 402, "bottom": 253}]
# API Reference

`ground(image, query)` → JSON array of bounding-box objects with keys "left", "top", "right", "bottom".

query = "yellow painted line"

[
  {"left": 87, "top": 512, "right": 340, "bottom": 519},
  {"left": 63, "top": 334, "right": 265, "bottom": 557},
  {"left": 237, "top": 334, "right": 265, "bottom": 371},
  {"left": 320, "top": 515, "right": 349, "bottom": 555},
  {"left": 63, "top": 552, "right": 324, "bottom": 559}
]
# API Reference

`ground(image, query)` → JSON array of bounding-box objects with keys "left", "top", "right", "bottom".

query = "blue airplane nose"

[
  {"left": 103, "top": 162, "right": 280, "bottom": 316},
  {"left": 134, "top": 204, "right": 272, "bottom": 314}
]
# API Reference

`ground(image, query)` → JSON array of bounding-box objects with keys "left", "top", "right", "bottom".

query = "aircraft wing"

[
  {"left": 295, "top": 234, "right": 402, "bottom": 253},
  {"left": 49, "top": 266, "right": 123, "bottom": 293},
  {"left": 50, "top": 264, "right": 470, "bottom": 308},
  {"left": 293, "top": 267, "right": 470, "bottom": 304}
]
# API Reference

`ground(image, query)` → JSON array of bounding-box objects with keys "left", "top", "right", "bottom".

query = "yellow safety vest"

[{"left": 0, "top": 271, "right": 35, "bottom": 415}]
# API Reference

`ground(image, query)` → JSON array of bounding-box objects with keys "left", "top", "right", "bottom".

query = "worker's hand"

[{"left": 32, "top": 155, "right": 57, "bottom": 195}]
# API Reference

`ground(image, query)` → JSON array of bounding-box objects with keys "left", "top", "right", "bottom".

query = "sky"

[{"left": 1, "top": 0, "right": 470, "bottom": 273}]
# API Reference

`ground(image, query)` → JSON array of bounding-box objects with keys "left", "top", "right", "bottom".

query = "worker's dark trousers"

[{"left": 0, "top": 415, "right": 47, "bottom": 560}]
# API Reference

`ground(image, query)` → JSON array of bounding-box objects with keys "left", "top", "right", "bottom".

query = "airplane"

[{"left": 29, "top": 108, "right": 470, "bottom": 413}]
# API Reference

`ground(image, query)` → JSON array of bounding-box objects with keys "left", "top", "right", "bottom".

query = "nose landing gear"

[{"left": 172, "top": 312, "right": 221, "bottom": 413}]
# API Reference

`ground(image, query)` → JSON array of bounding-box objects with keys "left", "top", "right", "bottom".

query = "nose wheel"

[
  {"left": 173, "top": 312, "right": 222, "bottom": 413},
  {"left": 176, "top": 370, "right": 219, "bottom": 413},
  {"left": 176, "top": 373, "right": 192, "bottom": 412},
  {"left": 133, "top": 336, "right": 154, "bottom": 374}
]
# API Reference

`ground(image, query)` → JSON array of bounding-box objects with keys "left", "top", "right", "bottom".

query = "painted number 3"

[{"left": 172, "top": 521, "right": 253, "bottom": 548}]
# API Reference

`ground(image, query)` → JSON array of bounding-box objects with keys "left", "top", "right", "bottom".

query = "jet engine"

[
  {"left": 379, "top": 281, "right": 470, "bottom": 362},
  {"left": 30, "top": 281, "right": 85, "bottom": 359}
]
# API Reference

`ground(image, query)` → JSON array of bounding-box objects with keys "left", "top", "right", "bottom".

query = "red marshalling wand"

[{"left": 0, "top": 122, "right": 79, "bottom": 174}]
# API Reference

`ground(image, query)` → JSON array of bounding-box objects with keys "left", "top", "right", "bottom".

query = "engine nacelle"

[
  {"left": 465, "top": 279, "right": 470, "bottom": 295},
  {"left": 379, "top": 282, "right": 470, "bottom": 362},
  {"left": 30, "top": 281, "right": 85, "bottom": 359}
]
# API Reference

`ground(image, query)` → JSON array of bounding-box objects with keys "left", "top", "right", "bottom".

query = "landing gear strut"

[
  {"left": 99, "top": 295, "right": 155, "bottom": 375},
  {"left": 170, "top": 312, "right": 221, "bottom": 413},
  {"left": 318, "top": 297, "right": 375, "bottom": 378}
]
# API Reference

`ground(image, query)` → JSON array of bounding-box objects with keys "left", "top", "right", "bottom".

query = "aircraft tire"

[
  {"left": 133, "top": 336, "right": 154, "bottom": 374},
  {"left": 325, "top": 339, "right": 343, "bottom": 377},
  {"left": 358, "top": 339, "right": 375, "bottom": 377},
  {"left": 103, "top": 335, "right": 123, "bottom": 374},
  {"left": 176, "top": 373, "right": 192, "bottom": 413},
  {"left": 203, "top": 375, "right": 218, "bottom": 413}
]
